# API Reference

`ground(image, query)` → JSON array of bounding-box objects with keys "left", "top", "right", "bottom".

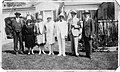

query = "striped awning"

[
  {"left": 2, "top": 7, "right": 35, "bottom": 12},
  {"left": 64, "top": 2, "right": 102, "bottom": 11}
]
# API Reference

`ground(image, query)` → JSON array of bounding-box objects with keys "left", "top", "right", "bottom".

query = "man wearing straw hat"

[
  {"left": 82, "top": 10, "right": 95, "bottom": 59},
  {"left": 68, "top": 10, "right": 81, "bottom": 56},
  {"left": 56, "top": 12, "right": 68, "bottom": 56},
  {"left": 12, "top": 12, "right": 25, "bottom": 55}
]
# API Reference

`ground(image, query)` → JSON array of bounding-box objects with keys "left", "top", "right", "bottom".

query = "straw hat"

[{"left": 70, "top": 10, "right": 77, "bottom": 14}]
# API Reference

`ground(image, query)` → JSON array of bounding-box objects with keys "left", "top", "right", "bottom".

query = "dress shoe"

[
  {"left": 39, "top": 52, "right": 41, "bottom": 55},
  {"left": 75, "top": 54, "right": 79, "bottom": 57},
  {"left": 71, "top": 53, "right": 76, "bottom": 56},
  {"left": 76, "top": 53, "right": 79, "bottom": 56},
  {"left": 52, "top": 53, "right": 54, "bottom": 55},
  {"left": 28, "top": 52, "right": 30, "bottom": 55},
  {"left": 86, "top": 55, "right": 92, "bottom": 59},
  {"left": 63, "top": 54, "right": 66, "bottom": 56},
  {"left": 57, "top": 54, "right": 62, "bottom": 56}
]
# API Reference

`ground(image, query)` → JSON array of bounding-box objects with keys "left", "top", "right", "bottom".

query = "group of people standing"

[{"left": 9, "top": 9, "right": 95, "bottom": 59}]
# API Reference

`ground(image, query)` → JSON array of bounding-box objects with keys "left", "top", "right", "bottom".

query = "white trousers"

[
  {"left": 74, "top": 37, "right": 79, "bottom": 55},
  {"left": 57, "top": 33, "right": 66, "bottom": 55}
]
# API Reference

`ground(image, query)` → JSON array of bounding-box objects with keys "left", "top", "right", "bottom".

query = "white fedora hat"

[{"left": 70, "top": 10, "right": 77, "bottom": 14}]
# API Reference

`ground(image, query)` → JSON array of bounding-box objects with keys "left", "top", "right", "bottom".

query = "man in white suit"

[{"left": 56, "top": 13, "right": 68, "bottom": 56}]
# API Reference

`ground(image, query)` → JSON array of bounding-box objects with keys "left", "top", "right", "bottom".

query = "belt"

[
  {"left": 74, "top": 27, "right": 79, "bottom": 29},
  {"left": 74, "top": 36, "right": 79, "bottom": 37}
]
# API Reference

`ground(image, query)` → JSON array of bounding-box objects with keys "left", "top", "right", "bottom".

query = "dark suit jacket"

[
  {"left": 11, "top": 17, "right": 25, "bottom": 32},
  {"left": 83, "top": 18, "right": 95, "bottom": 38}
]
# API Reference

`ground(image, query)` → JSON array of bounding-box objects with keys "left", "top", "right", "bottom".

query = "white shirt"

[
  {"left": 16, "top": 17, "right": 20, "bottom": 23},
  {"left": 56, "top": 20, "right": 68, "bottom": 39}
]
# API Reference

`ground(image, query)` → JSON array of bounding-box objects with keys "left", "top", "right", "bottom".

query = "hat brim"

[
  {"left": 82, "top": 12, "right": 90, "bottom": 14},
  {"left": 15, "top": 13, "right": 21, "bottom": 15},
  {"left": 70, "top": 12, "right": 77, "bottom": 14},
  {"left": 59, "top": 15, "right": 65, "bottom": 18},
  {"left": 47, "top": 17, "right": 52, "bottom": 19}
]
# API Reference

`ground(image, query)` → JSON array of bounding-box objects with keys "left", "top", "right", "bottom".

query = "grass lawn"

[{"left": 2, "top": 41, "right": 118, "bottom": 70}]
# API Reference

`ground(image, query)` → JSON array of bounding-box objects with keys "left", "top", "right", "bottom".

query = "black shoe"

[
  {"left": 71, "top": 53, "right": 76, "bottom": 56},
  {"left": 89, "top": 56, "right": 92, "bottom": 60},
  {"left": 86, "top": 55, "right": 92, "bottom": 59},
  {"left": 75, "top": 55, "right": 79, "bottom": 57}
]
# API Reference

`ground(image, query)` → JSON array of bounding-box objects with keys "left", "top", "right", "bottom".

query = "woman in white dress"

[
  {"left": 45, "top": 17, "right": 55, "bottom": 55},
  {"left": 35, "top": 15, "right": 46, "bottom": 55}
]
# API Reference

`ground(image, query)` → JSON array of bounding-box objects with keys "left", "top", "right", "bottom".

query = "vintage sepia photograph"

[{"left": 1, "top": 0, "right": 119, "bottom": 71}]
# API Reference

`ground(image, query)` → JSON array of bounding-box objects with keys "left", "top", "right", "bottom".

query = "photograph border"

[{"left": 0, "top": 0, "right": 120, "bottom": 72}]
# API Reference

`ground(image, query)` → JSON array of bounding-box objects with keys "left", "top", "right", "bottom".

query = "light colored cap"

[
  {"left": 70, "top": 10, "right": 77, "bottom": 14},
  {"left": 27, "top": 15, "right": 32, "bottom": 20}
]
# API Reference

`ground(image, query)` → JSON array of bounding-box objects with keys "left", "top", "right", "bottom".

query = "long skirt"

[
  {"left": 25, "top": 35, "right": 35, "bottom": 48},
  {"left": 46, "top": 33, "right": 55, "bottom": 45}
]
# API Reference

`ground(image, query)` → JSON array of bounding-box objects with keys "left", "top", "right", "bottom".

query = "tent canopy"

[
  {"left": 64, "top": 2, "right": 103, "bottom": 11},
  {"left": 35, "top": 2, "right": 60, "bottom": 12}
]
